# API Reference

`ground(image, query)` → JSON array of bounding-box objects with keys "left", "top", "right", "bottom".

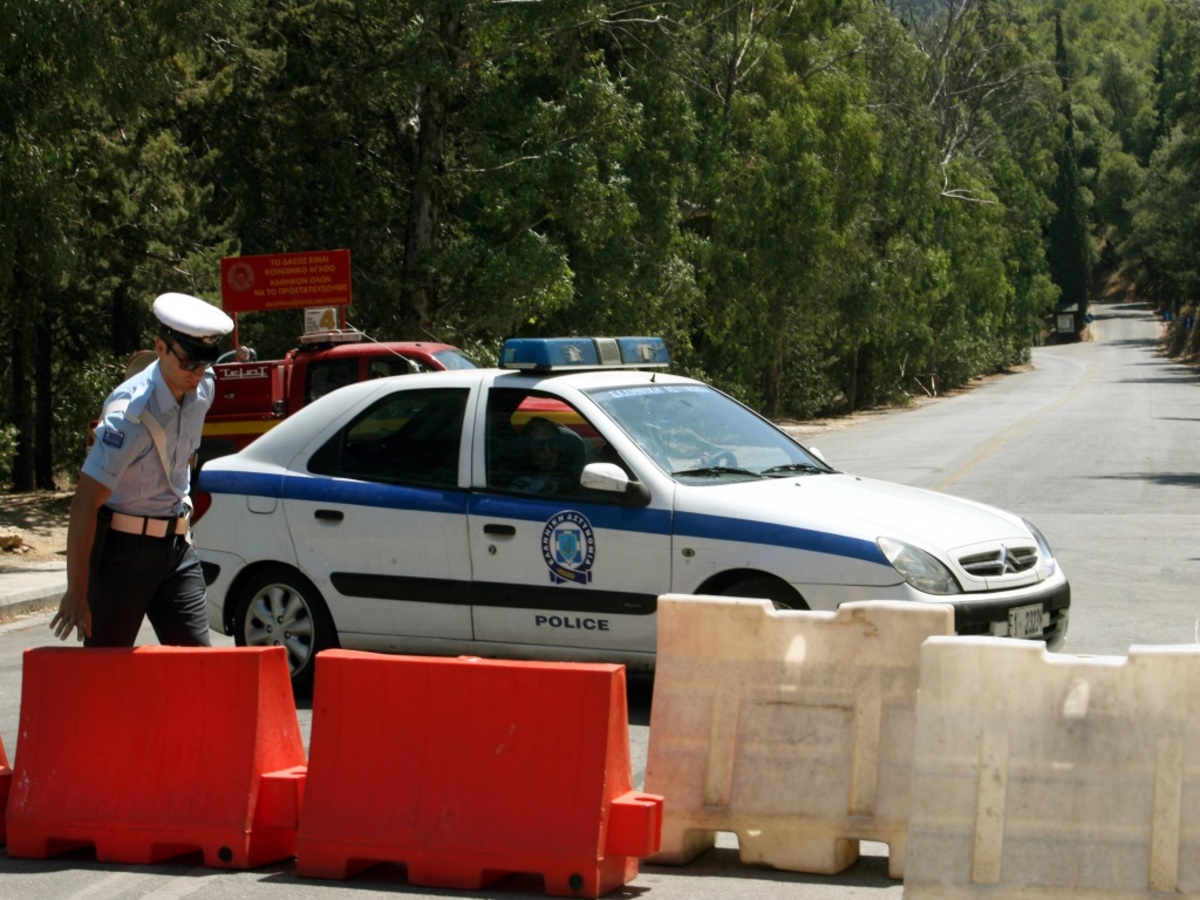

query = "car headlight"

[
  {"left": 1022, "top": 518, "right": 1058, "bottom": 577},
  {"left": 877, "top": 536, "right": 962, "bottom": 595}
]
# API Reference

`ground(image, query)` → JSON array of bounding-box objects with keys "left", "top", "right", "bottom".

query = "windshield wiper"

[
  {"left": 761, "top": 462, "right": 826, "bottom": 477},
  {"left": 671, "top": 465, "right": 761, "bottom": 479}
]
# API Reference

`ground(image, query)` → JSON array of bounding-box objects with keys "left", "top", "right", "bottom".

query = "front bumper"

[{"left": 951, "top": 579, "right": 1071, "bottom": 650}]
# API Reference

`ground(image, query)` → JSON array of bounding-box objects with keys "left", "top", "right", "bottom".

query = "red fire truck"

[{"left": 197, "top": 329, "right": 475, "bottom": 466}]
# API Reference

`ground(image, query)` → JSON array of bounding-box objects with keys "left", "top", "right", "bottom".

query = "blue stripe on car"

[
  {"left": 199, "top": 469, "right": 886, "bottom": 565},
  {"left": 672, "top": 511, "right": 884, "bottom": 565},
  {"left": 199, "top": 469, "right": 467, "bottom": 516}
]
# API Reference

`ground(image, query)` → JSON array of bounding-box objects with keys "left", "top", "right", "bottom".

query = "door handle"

[
  {"left": 314, "top": 509, "right": 344, "bottom": 522},
  {"left": 483, "top": 523, "right": 516, "bottom": 536}
]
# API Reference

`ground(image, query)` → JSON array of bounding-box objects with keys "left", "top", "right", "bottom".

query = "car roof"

[
  {"left": 492, "top": 367, "right": 700, "bottom": 391},
  {"left": 218, "top": 366, "right": 708, "bottom": 466},
  {"left": 294, "top": 340, "right": 463, "bottom": 359}
]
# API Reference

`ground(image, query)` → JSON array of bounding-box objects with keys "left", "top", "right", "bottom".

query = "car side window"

[
  {"left": 306, "top": 360, "right": 358, "bottom": 403},
  {"left": 308, "top": 387, "right": 468, "bottom": 488},
  {"left": 368, "top": 356, "right": 417, "bottom": 379},
  {"left": 486, "top": 389, "right": 624, "bottom": 500}
]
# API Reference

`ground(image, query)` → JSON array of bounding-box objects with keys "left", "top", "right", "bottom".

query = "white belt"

[{"left": 109, "top": 511, "right": 189, "bottom": 538}]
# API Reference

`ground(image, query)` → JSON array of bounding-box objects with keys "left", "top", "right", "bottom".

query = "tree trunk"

[
  {"left": 35, "top": 311, "right": 55, "bottom": 489},
  {"left": 399, "top": 6, "right": 463, "bottom": 340},
  {"left": 111, "top": 283, "right": 140, "bottom": 357},
  {"left": 845, "top": 346, "right": 859, "bottom": 414},
  {"left": 10, "top": 255, "right": 36, "bottom": 491},
  {"left": 763, "top": 355, "right": 783, "bottom": 420}
]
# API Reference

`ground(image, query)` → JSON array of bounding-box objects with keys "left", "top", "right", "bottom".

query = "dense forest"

[{"left": 2, "top": 0, "right": 1198, "bottom": 490}]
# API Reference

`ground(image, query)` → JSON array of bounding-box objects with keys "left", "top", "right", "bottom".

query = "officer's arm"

[{"left": 50, "top": 475, "right": 112, "bottom": 641}]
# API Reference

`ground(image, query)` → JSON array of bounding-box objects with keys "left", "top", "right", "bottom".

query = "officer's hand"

[{"left": 50, "top": 591, "right": 91, "bottom": 642}]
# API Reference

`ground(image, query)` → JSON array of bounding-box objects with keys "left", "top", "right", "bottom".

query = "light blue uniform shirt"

[{"left": 82, "top": 360, "right": 214, "bottom": 518}]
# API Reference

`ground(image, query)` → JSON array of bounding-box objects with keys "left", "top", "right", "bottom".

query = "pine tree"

[{"left": 1045, "top": 13, "right": 1094, "bottom": 336}]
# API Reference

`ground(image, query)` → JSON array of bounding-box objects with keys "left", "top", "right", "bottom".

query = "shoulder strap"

[
  {"left": 118, "top": 403, "right": 183, "bottom": 502},
  {"left": 137, "top": 411, "right": 175, "bottom": 488},
  {"left": 101, "top": 397, "right": 131, "bottom": 421}
]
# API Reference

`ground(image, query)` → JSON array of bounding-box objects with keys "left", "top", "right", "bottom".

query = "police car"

[{"left": 193, "top": 336, "right": 1070, "bottom": 690}]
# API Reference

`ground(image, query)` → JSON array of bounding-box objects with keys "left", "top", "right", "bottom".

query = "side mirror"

[
  {"left": 808, "top": 446, "right": 827, "bottom": 464},
  {"left": 580, "top": 462, "right": 651, "bottom": 507}
]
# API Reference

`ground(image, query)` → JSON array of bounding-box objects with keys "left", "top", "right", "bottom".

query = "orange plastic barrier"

[
  {"left": 0, "top": 733, "right": 11, "bottom": 845},
  {"left": 5, "top": 646, "right": 307, "bottom": 868},
  {"left": 296, "top": 650, "right": 662, "bottom": 897}
]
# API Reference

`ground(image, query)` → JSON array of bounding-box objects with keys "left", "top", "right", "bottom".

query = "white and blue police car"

[{"left": 194, "top": 336, "right": 1070, "bottom": 690}]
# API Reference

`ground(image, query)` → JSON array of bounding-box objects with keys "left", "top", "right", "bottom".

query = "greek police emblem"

[{"left": 541, "top": 510, "right": 596, "bottom": 585}]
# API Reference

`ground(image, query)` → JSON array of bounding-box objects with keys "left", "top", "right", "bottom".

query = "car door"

[
  {"left": 284, "top": 383, "right": 475, "bottom": 640},
  {"left": 467, "top": 387, "right": 671, "bottom": 655}
]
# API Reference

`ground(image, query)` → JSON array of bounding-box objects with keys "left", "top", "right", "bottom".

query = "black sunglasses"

[{"left": 165, "top": 341, "right": 208, "bottom": 372}]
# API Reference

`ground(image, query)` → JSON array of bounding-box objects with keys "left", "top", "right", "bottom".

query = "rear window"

[{"left": 308, "top": 386, "right": 469, "bottom": 489}]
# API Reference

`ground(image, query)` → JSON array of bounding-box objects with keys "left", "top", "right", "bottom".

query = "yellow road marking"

[{"left": 935, "top": 356, "right": 1096, "bottom": 491}]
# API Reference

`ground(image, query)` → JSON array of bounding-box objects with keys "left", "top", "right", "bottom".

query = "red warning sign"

[{"left": 221, "top": 250, "right": 352, "bottom": 313}]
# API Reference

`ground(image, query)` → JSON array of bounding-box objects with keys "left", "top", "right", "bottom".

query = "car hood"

[{"left": 676, "top": 472, "right": 1032, "bottom": 557}]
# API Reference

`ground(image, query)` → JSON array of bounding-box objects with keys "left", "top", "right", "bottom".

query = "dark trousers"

[{"left": 85, "top": 529, "right": 211, "bottom": 648}]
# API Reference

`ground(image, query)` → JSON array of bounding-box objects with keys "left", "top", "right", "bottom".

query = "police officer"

[{"left": 51, "top": 293, "right": 234, "bottom": 646}]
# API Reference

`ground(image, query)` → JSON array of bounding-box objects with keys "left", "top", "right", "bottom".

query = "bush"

[
  {"left": 0, "top": 423, "right": 18, "bottom": 488},
  {"left": 54, "top": 354, "right": 127, "bottom": 478}
]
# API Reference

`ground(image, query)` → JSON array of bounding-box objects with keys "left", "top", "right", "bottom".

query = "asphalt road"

[
  {"left": 1, "top": 297, "right": 1195, "bottom": 898},
  {"left": 806, "top": 298, "right": 1200, "bottom": 657}
]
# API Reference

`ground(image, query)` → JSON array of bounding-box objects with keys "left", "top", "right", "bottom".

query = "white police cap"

[{"left": 153, "top": 292, "right": 234, "bottom": 362}]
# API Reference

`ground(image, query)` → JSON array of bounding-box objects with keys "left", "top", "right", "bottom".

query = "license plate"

[{"left": 1008, "top": 602, "right": 1045, "bottom": 639}]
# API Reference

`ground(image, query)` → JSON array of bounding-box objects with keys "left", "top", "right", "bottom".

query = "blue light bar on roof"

[{"left": 499, "top": 337, "right": 670, "bottom": 371}]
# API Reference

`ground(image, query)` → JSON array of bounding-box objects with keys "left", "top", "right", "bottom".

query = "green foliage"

[
  {"left": 1117, "top": 0, "right": 1200, "bottom": 312},
  {"left": 1035, "top": 8, "right": 1140, "bottom": 313},
  {"left": 1126, "top": 126, "right": 1200, "bottom": 308},
  {"left": 0, "top": 423, "right": 18, "bottom": 488},
  {"left": 3, "top": 0, "right": 1196, "bottom": 483},
  {"left": 0, "top": 0, "right": 245, "bottom": 488},
  {"left": 53, "top": 353, "right": 129, "bottom": 480}
]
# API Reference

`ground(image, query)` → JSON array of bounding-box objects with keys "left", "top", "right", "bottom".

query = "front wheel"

[
  {"left": 720, "top": 574, "right": 808, "bottom": 611},
  {"left": 233, "top": 565, "right": 337, "bottom": 695}
]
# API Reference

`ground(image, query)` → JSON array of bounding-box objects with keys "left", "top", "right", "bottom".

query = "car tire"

[
  {"left": 233, "top": 565, "right": 338, "bottom": 696},
  {"left": 720, "top": 574, "right": 808, "bottom": 611}
]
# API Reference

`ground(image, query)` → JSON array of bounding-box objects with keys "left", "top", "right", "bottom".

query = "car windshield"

[
  {"left": 433, "top": 349, "right": 476, "bottom": 370},
  {"left": 587, "top": 383, "right": 829, "bottom": 484}
]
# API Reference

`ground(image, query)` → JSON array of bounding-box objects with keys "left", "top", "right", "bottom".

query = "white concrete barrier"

[
  {"left": 645, "top": 596, "right": 954, "bottom": 877},
  {"left": 905, "top": 637, "right": 1200, "bottom": 898}
]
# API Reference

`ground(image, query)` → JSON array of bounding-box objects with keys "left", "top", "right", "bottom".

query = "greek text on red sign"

[{"left": 220, "top": 250, "right": 352, "bottom": 313}]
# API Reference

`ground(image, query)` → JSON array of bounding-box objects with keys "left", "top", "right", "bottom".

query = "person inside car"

[{"left": 510, "top": 417, "right": 584, "bottom": 495}]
